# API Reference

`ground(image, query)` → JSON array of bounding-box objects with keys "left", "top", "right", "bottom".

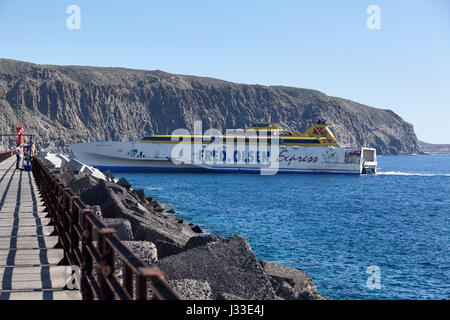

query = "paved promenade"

[{"left": 0, "top": 157, "right": 81, "bottom": 300}]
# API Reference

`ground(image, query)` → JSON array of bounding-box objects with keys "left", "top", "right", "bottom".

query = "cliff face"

[
  {"left": 0, "top": 58, "right": 419, "bottom": 155},
  {"left": 419, "top": 141, "right": 450, "bottom": 154}
]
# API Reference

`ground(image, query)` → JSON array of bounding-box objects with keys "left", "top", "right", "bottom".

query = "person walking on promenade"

[
  {"left": 15, "top": 143, "right": 23, "bottom": 170},
  {"left": 30, "top": 141, "right": 36, "bottom": 158}
]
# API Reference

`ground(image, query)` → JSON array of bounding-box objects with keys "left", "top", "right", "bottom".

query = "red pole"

[{"left": 16, "top": 122, "right": 24, "bottom": 145}]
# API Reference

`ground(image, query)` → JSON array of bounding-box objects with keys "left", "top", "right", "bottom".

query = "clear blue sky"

[{"left": 1, "top": 0, "right": 449, "bottom": 143}]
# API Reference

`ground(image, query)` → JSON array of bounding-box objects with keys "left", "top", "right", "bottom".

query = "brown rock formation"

[{"left": 0, "top": 58, "right": 419, "bottom": 155}]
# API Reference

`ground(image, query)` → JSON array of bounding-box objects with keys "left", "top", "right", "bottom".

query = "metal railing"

[{"left": 32, "top": 157, "right": 181, "bottom": 300}]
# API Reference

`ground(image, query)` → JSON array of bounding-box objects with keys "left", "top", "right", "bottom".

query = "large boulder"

[
  {"left": 55, "top": 154, "right": 70, "bottom": 167},
  {"left": 39, "top": 157, "right": 56, "bottom": 169},
  {"left": 259, "top": 261, "right": 325, "bottom": 300},
  {"left": 114, "top": 241, "right": 158, "bottom": 283},
  {"left": 103, "top": 170, "right": 115, "bottom": 181},
  {"left": 183, "top": 234, "right": 223, "bottom": 251},
  {"left": 78, "top": 180, "right": 195, "bottom": 257},
  {"left": 117, "top": 177, "right": 132, "bottom": 189},
  {"left": 79, "top": 180, "right": 151, "bottom": 225},
  {"left": 102, "top": 218, "right": 134, "bottom": 241},
  {"left": 59, "top": 170, "right": 76, "bottom": 186},
  {"left": 191, "top": 225, "right": 203, "bottom": 233},
  {"left": 66, "top": 174, "right": 100, "bottom": 195},
  {"left": 134, "top": 217, "right": 196, "bottom": 259},
  {"left": 65, "top": 158, "right": 86, "bottom": 172},
  {"left": 155, "top": 236, "right": 278, "bottom": 300},
  {"left": 167, "top": 279, "right": 213, "bottom": 300},
  {"left": 82, "top": 166, "right": 107, "bottom": 181},
  {"left": 122, "top": 241, "right": 158, "bottom": 264},
  {"left": 43, "top": 153, "right": 62, "bottom": 168},
  {"left": 132, "top": 188, "right": 146, "bottom": 203}
]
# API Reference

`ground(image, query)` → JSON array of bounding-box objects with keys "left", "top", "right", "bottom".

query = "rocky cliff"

[
  {"left": 0, "top": 58, "right": 419, "bottom": 154},
  {"left": 419, "top": 141, "right": 450, "bottom": 154}
]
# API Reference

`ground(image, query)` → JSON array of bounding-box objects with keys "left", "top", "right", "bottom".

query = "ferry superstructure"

[{"left": 69, "top": 121, "right": 377, "bottom": 175}]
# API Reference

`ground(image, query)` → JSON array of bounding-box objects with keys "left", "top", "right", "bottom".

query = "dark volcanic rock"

[
  {"left": 122, "top": 241, "right": 158, "bottom": 264},
  {"left": 79, "top": 180, "right": 151, "bottom": 222},
  {"left": 103, "top": 170, "right": 115, "bottom": 181},
  {"left": 183, "top": 234, "right": 224, "bottom": 251},
  {"left": 66, "top": 174, "right": 100, "bottom": 196},
  {"left": 38, "top": 156, "right": 56, "bottom": 169},
  {"left": 156, "top": 236, "right": 278, "bottom": 300},
  {"left": 102, "top": 218, "right": 134, "bottom": 241},
  {"left": 117, "top": 177, "right": 132, "bottom": 189},
  {"left": 259, "top": 260, "right": 325, "bottom": 300},
  {"left": 90, "top": 205, "right": 102, "bottom": 218},
  {"left": 132, "top": 188, "right": 146, "bottom": 203},
  {"left": 39, "top": 154, "right": 327, "bottom": 300},
  {"left": 167, "top": 279, "right": 213, "bottom": 300},
  {"left": 191, "top": 225, "right": 203, "bottom": 234},
  {"left": 114, "top": 241, "right": 158, "bottom": 282},
  {"left": 0, "top": 58, "right": 418, "bottom": 155},
  {"left": 216, "top": 293, "right": 248, "bottom": 300},
  {"left": 134, "top": 222, "right": 195, "bottom": 259},
  {"left": 59, "top": 170, "right": 76, "bottom": 186},
  {"left": 56, "top": 170, "right": 196, "bottom": 259}
]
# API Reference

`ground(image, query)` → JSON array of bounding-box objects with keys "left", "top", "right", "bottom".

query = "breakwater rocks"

[{"left": 39, "top": 153, "right": 325, "bottom": 300}]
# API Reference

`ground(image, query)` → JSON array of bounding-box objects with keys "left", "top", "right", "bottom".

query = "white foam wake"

[{"left": 376, "top": 171, "right": 450, "bottom": 177}]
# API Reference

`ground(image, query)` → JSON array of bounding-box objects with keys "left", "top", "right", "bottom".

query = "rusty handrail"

[{"left": 31, "top": 157, "right": 181, "bottom": 300}]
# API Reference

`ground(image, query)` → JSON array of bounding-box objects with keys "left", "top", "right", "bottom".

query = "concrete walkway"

[{"left": 0, "top": 157, "right": 81, "bottom": 300}]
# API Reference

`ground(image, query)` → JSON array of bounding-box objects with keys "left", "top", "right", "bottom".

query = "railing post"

[
  {"left": 69, "top": 195, "right": 81, "bottom": 266},
  {"left": 136, "top": 268, "right": 164, "bottom": 300},
  {"left": 98, "top": 228, "right": 116, "bottom": 300},
  {"left": 136, "top": 270, "right": 148, "bottom": 300},
  {"left": 123, "top": 264, "right": 133, "bottom": 299},
  {"left": 80, "top": 208, "right": 94, "bottom": 300}
]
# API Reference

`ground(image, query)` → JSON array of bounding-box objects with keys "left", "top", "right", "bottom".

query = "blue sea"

[{"left": 116, "top": 154, "right": 450, "bottom": 300}]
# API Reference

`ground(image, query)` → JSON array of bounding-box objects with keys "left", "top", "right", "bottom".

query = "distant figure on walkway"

[
  {"left": 15, "top": 143, "right": 23, "bottom": 170},
  {"left": 30, "top": 141, "right": 36, "bottom": 158}
]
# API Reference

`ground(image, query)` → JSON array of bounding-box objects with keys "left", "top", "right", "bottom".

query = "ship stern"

[{"left": 361, "top": 148, "right": 377, "bottom": 174}]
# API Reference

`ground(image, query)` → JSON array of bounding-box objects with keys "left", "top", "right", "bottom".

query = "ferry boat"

[{"left": 69, "top": 121, "right": 377, "bottom": 175}]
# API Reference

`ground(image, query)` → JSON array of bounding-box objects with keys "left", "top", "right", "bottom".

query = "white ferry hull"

[{"left": 69, "top": 141, "right": 377, "bottom": 175}]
